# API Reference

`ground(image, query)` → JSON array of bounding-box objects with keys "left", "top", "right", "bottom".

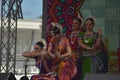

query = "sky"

[
  {"left": 0, "top": 0, "right": 43, "bottom": 19},
  {"left": 22, "top": 0, "right": 43, "bottom": 19}
]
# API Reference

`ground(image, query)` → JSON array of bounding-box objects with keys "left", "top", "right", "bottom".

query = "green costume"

[{"left": 79, "top": 32, "right": 103, "bottom": 80}]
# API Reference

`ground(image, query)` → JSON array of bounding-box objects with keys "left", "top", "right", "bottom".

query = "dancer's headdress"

[
  {"left": 35, "top": 39, "right": 47, "bottom": 50},
  {"left": 51, "top": 22, "right": 63, "bottom": 35}
]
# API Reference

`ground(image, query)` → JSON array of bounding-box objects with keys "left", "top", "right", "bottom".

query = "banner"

[{"left": 46, "top": 0, "right": 84, "bottom": 41}]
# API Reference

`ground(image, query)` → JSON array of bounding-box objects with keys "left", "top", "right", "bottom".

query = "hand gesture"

[{"left": 97, "top": 28, "right": 102, "bottom": 36}]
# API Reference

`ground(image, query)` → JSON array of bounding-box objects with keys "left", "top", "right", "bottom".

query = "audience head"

[{"left": 20, "top": 76, "right": 29, "bottom": 80}]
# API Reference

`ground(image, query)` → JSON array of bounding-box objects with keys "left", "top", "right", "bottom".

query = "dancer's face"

[
  {"left": 72, "top": 19, "right": 79, "bottom": 30},
  {"left": 34, "top": 45, "right": 41, "bottom": 52},
  {"left": 86, "top": 20, "right": 94, "bottom": 31}
]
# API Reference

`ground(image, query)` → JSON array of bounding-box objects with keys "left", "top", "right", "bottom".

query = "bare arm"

[
  {"left": 43, "top": 58, "right": 51, "bottom": 72},
  {"left": 94, "top": 29, "right": 102, "bottom": 48},
  {"left": 47, "top": 46, "right": 55, "bottom": 58},
  {"left": 59, "top": 38, "right": 72, "bottom": 58},
  {"left": 22, "top": 51, "right": 35, "bottom": 58},
  {"left": 60, "top": 46, "right": 72, "bottom": 58},
  {"left": 22, "top": 51, "right": 40, "bottom": 58},
  {"left": 97, "top": 28, "right": 102, "bottom": 39}
]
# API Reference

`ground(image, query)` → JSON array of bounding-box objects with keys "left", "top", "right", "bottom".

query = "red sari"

[{"left": 49, "top": 36, "right": 77, "bottom": 80}]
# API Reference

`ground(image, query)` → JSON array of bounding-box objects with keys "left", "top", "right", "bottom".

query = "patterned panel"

[{"left": 47, "top": 0, "right": 85, "bottom": 37}]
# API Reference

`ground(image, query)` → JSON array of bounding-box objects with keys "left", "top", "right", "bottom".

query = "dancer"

[
  {"left": 22, "top": 40, "right": 58, "bottom": 80},
  {"left": 69, "top": 17, "right": 83, "bottom": 80},
  {"left": 78, "top": 17, "right": 103, "bottom": 80},
  {"left": 47, "top": 22, "right": 76, "bottom": 80}
]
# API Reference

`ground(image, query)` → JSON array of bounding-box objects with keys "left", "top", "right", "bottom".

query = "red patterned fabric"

[
  {"left": 47, "top": 0, "right": 85, "bottom": 39},
  {"left": 30, "top": 72, "right": 59, "bottom": 80}
]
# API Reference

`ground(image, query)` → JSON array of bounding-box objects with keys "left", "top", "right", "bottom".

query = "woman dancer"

[{"left": 47, "top": 22, "right": 76, "bottom": 80}]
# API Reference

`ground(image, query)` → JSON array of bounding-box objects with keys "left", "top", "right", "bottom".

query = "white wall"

[
  {"left": 16, "top": 19, "right": 42, "bottom": 75},
  {"left": 0, "top": 19, "right": 42, "bottom": 76}
]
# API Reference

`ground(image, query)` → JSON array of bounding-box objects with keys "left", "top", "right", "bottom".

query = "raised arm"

[
  {"left": 22, "top": 51, "right": 38, "bottom": 58},
  {"left": 47, "top": 38, "right": 56, "bottom": 58},
  {"left": 95, "top": 29, "right": 102, "bottom": 47},
  {"left": 47, "top": 46, "right": 55, "bottom": 58},
  {"left": 59, "top": 38, "right": 72, "bottom": 58}
]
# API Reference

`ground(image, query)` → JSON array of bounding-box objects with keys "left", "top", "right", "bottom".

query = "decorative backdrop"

[{"left": 46, "top": 0, "right": 84, "bottom": 42}]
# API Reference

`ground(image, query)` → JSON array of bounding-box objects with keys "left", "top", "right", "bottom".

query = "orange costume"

[{"left": 49, "top": 36, "right": 77, "bottom": 80}]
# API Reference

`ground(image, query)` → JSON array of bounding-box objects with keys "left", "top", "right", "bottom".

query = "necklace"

[
  {"left": 71, "top": 31, "right": 79, "bottom": 44},
  {"left": 84, "top": 33, "right": 93, "bottom": 43}
]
